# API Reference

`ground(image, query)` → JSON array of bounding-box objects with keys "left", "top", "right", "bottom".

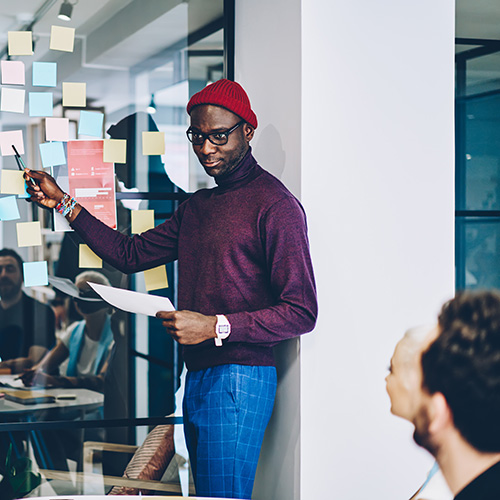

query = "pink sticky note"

[
  {"left": 1, "top": 61, "right": 25, "bottom": 85},
  {"left": 0, "top": 130, "right": 24, "bottom": 156},
  {"left": 45, "top": 117, "right": 69, "bottom": 142}
]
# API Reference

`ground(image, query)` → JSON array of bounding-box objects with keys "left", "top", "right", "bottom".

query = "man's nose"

[{"left": 200, "top": 138, "right": 217, "bottom": 155}]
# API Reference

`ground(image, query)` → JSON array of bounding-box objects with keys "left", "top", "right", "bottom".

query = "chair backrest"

[{"left": 108, "top": 424, "right": 175, "bottom": 495}]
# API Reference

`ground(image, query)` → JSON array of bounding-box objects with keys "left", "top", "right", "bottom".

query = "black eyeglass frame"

[{"left": 186, "top": 120, "right": 245, "bottom": 146}]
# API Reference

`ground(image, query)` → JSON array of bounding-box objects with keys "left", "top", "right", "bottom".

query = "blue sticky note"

[
  {"left": 32, "top": 62, "right": 57, "bottom": 87},
  {"left": 78, "top": 110, "right": 104, "bottom": 137},
  {"left": 23, "top": 261, "right": 48, "bottom": 287},
  {"left": 29, "top": 92, "right": 53, "bottom": 117},
  {"left": 0, "top": 195, "right": 20, "bottom": 220},
  {"left": 39, "top": 142, "right": 66, "bottom": 167}
]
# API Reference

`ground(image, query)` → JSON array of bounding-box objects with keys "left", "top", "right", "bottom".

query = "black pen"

[{"left": 12, "top": 144, "right": 37, "bottom": 187}]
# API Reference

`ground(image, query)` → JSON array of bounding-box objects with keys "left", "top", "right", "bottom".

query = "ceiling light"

[
  {"left": 147, "top": 94, "right": 157, "bottom": 114},
  {"left": 58, "top": 1, "right": 75, "bottom": 21}
]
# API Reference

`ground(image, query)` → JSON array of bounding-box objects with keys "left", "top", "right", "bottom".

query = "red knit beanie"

[{"left": 186, "top": 79, "right": 258, "bottom": 129}]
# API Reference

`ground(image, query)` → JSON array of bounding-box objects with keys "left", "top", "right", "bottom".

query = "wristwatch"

[{"left": 215, "top": 315, "right": 231, "bottom": 346}]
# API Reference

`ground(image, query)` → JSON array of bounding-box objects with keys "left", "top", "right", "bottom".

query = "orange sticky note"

[
  {"left": 1, "top": 170, "right": 26, "bottom": 195},
  {"left": 142, "top": 132, "right": 165, "bottom": 155},
  {"left": 144, "top": 265, "right": 168, "bottom": 291},
  {"left": 17, "top": 222, "right": 42, "bottom": 247},
  {"left": 62, "top": 82, "right": 86, "bottom": 107},
  {"left": 50, "top": 25, "right": 75, "bottom": 52},
  {"left": 79, "top": 244, "right": 103, "bottom": 268},
  {"left": 103, "top": 139, "right": 127, "bottom": 164},
  {"left": 8, "top": 31, "right": 33, "bottom": 56},
  {"left": 131, "top": 210, "right": 155, "bottom": 234}
]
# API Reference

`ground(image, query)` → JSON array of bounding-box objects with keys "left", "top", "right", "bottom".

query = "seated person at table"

[
  {"left": 386, "top": 325, "right": 452, "bottom": 500},
  {"left": 0, "top": 248, "right": 56, "bottom": 373},
  {"left": 21, "top": 271, "right": 114, "bottom": 392}
]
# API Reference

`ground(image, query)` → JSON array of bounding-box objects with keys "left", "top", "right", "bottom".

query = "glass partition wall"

[{"left": 0, "top": 0, "right": 233, "bottom": 496}]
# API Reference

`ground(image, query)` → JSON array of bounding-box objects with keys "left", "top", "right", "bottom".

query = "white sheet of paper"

[{"left": 88, "top": 282, "right": 175, "bottom": 317}]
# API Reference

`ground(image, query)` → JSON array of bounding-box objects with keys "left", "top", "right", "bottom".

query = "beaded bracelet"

[{"left": 55, "top": 193, "right": 77, "bottom": 218}]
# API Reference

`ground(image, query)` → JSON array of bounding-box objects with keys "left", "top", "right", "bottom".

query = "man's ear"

[
  {"left": 243, "top": 123, "right": 254, "bottom": 142},
  {"left": 428, "top": 392, "right": 453, "bottom": 435}
]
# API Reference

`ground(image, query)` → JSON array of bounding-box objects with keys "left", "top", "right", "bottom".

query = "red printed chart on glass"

[{"left": 67, "top": 141, "right": 117, "bottom": 229}]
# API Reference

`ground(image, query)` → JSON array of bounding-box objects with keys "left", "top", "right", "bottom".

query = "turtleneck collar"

[{"left": 214, "top": 147, "right": 260, "bottom": 190}]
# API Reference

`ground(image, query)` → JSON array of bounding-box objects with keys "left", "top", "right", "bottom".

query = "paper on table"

[
  {"left": 1, "top": 88, "right": 25, "bottom": 113},
  {"left": 142, "top": 131, "right": 165, "bottom": 155},
  {"left": 62, "top": 82, "right": 86, "bottom": 107},
  {"left": 50, "top": 25, "right": 75, "bottom": 52},
  {"left": 1, "top": 60, "right": 25, "bottom": 85},
  {"left": 88, "top": 282, "right": 175, "bottom": 317},
  {"left": 33, "top": 61, "right": 57, "bottom": 87}
]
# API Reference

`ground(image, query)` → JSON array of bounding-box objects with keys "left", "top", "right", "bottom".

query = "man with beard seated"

[{"left": 414, "top": 291, "right": 500, "bottom": 500}]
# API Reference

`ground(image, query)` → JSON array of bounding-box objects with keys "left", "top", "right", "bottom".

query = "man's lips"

[{"left": 202, "top": 159, "right": 221, "bottom": 168}]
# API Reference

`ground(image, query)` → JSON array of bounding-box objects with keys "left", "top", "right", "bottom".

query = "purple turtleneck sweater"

[{"left": 70, "top": 148, "right": 317, "bottom": 370}]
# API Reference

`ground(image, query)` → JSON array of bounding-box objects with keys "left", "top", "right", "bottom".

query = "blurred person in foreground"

[
  {"left": 386, "top": 325, "right": 452, "bottom": 500},
  {"left": 413, "top": 291, "right": 500, "bottom": 499},
  {"left": 0, "top": 248, "right": 55, "bottom": 373}
]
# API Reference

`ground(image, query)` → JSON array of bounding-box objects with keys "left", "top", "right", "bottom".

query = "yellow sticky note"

[
  {"left": 50, "top": 25, "right": 75, "bottom": 52},
  {"left": 142, "top": 132, "right": 165, "bottom": 155},
  {"left": 131, "top": 210, "right": 155, "bottom": 234},
  {"left": 8, "top": 31, "right": 33, "bottom": 56},
  {"left": 17, "top": 222, "right": 42, "bottom": 247},
  {"left": 79, "top": 244, "right": 103, "bottom": 268},
  {"left": 144, "top": 265, "right": 168, "bottom": 291},
  {"left": 1, "top": 170, "right": 26, "bottom": 195},
  {"left": 103, "top": 139, "right": 127, "bottom": 164},
  {"left": 62, "top": 82, "right": 86, "bottom": 107}
]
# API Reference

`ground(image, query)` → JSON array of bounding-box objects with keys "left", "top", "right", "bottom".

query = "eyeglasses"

[{"left": 186, "top": 121, "right": 244, "bottom": 146}]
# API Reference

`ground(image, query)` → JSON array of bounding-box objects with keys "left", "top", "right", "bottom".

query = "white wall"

[
  {"left": 300, "top": 1, "right": 455, "bottom": 499},
  {"left": 236, "top": 0, "right": 455, "bottom": 499}
]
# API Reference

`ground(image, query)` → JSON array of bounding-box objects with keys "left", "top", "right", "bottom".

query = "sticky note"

[
  {"left": 1, "top": 61, "right": 25, "bottom": 85},
  {"left": 1, "top": 88, "right": 25, "bottom": 113},
  {"left": 144, "top": 265, "right": 168, "bottom": 291},
  {"left": 79, "top": 110, "right": 104, "bottom": 137},
  {"left": 32, "top": 62, "right": 57, "bottom": 87},
  {"left": 1, "top": 170, "right": 26, "bottom": 195},
  {"left": 79, "top": 244, "right": 102, "bottom": 268},
  {"left": 45, "top": 117, "right": 69, "bottom": 141},
  {"left": 29, "top": 92, "right": 53, "bottom": 117},
  {"left": 131, "top": 210, "right": 155, "bottom": 234},
  {"left": 103, "top": 139, "right": 127, "bottom": 164},
  {"left": 17, "top": 221, "right": 42, "bottom": 247},
  {"left": 39, "top": 142, "right": 66, "bottom": 168},
  {"left": 0, "top": 130, "right": 24, "bottom": 156},
  {"left": 49, "top": 25, "right": 75, "bottom": 52},
  {"left": 8, "top": 31, "right": 33, "bottom": 56},
  {"left": 62, "top": 82, "right": 86, "bottom": 107},
  {"left": 23, "top": 261, "right": 48, "bottom": 287},
  {"left": 142, "top": 132, "right": 165, "bottom": 155},
  {"left": 0, "top": 196, "right": 20, "bottom": 220}
]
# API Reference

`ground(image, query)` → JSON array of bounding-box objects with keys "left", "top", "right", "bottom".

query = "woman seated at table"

[{"left": 21, "top": 271, "right": 114, "bottom": 392}]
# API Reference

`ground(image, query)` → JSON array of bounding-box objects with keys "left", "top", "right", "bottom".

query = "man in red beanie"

[{"left": 25, "top": 79, "right": 317, "bottom": 499}]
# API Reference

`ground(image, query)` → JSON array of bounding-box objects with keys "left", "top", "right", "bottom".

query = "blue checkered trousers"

[{"left": 183, "top": 364, "right": 277, "bottom": 499}]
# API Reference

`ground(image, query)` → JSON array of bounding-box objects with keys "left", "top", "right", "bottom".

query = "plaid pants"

[{"left": 183, "top": 364, "right": 277, "bottom": 499}]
